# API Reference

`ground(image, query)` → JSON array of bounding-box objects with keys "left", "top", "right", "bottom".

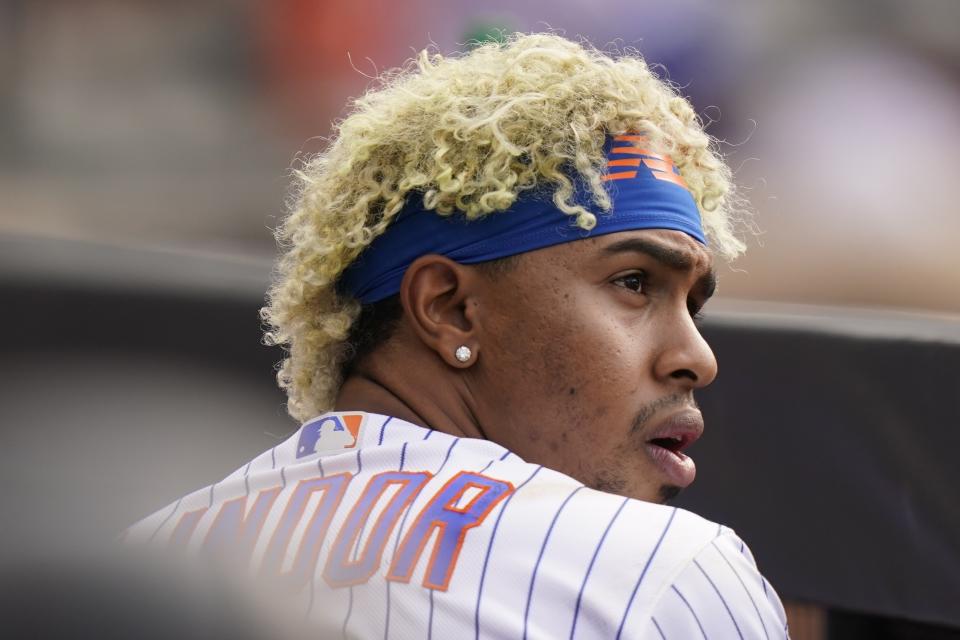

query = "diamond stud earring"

[{"left": 454, "top": 345, "right": 472, "bottom": 363}]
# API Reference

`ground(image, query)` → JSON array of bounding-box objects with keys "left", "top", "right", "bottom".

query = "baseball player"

[{"left": 128, "top": 33, "right": 788, "bottom": 638}]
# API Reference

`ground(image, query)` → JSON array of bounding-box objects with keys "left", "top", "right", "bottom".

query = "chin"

[{"left": 657, "top": 485, "right": 682, "bottom": 504}]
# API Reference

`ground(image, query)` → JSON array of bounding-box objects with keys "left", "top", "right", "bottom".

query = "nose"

[{"left": 653, "top": 312, "right": 718, "bottom": 389}]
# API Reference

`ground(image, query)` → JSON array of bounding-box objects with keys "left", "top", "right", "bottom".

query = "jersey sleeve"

[{"left": 642, "top": 528, "right": 789, "bottom": 639}]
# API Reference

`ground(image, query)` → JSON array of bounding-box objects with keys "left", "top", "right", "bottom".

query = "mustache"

[{"left": 629, "top": 393, "right": 698, "bottom": 435}]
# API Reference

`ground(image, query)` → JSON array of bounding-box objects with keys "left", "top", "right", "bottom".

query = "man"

[{"left": 128, "top": 34, "right": 788, "bottom": 638}]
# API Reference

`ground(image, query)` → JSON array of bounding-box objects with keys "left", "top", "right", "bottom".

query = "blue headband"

[{"left": 340, "top": 134, "right": 705, "bottom": 304}]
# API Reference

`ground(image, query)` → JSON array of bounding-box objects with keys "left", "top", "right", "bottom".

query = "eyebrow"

[{"left": 602, "top": 236, "right": 717, "bottom": 298}]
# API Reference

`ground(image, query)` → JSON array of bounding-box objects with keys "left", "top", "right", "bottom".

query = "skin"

[{"left": 335, "top": 228, "right": 718, "bottom": 504}]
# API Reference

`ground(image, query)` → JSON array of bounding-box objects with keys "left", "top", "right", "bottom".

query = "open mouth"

[
  {"left": 648, "top": 435, "right": 689, "bottom": 456},
  {"left": 644, "top": 432, "right": 698, "bottom": 487},
  {"left": 642, "top": 410, "right": 703, "bottom": 488}
]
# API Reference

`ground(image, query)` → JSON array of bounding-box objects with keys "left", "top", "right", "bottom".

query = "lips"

[{"left": 643, "top": 410, "right": 704, "bottom": 488}]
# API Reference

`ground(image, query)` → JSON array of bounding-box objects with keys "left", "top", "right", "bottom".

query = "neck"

[{"left": 333, "top": 352, "right": 486, "bottom": 440}]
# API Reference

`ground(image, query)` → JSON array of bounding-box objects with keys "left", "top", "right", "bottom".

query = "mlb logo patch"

[{"left": 296, "top": 413, "right": 365, "bottom": 458}]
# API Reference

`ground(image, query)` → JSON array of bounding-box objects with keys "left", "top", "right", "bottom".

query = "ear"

[{"left": 399, "top": 255, "right": 482, "bottom": 368}]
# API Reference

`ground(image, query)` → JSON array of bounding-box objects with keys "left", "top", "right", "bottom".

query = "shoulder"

[
  {"left": 122, "top": 416, "right": 788, "bottom": 638},
  {"left": 474, "top": 465, "right": 787, "bottom": 639},
  {"left": 638, "top": 525, "right": 789, "bottom": 639},
  {"left": 491, "top": 463, "right": 723, "bottom": 570}
]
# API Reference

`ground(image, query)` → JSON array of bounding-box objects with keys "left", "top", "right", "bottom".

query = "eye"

[{"left": 613, "top": 271, "right": 646, "bottom": 293}]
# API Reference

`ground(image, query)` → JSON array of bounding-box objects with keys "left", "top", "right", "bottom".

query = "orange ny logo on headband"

[{"left": 602, "top": 134, "right": 689, "bottom": 191}]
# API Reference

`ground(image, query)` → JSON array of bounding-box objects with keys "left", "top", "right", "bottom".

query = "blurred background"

[{"left": 1, "top": 1, "right": 958, "bottom": 638}]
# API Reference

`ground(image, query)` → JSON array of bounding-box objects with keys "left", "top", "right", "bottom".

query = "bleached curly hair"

[{"left": 263, "top": 33, "right": 748, "bottom": 423}]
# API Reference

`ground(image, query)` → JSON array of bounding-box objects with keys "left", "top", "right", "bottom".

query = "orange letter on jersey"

[
  {"left": 202, "top": 486, "right": 282, "bottom": 560},
  {"left": 387, "top": 471, "right": 513, "bottom": 591},
  {"left": 260, "top": 473, "right": 351, "bottom": 588},
  {"left": 323, "top": 471, "right": 431, "bottom": 587}
]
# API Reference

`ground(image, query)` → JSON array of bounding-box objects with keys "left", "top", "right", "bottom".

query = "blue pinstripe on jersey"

[
  {"left": 652, "top": 616, "right": 667, "bottom": 639},
  {"left": 340, "top": 448, "right": 366, "bottom": 637},
  {"left": 304, "top": 455, "right": 327, "bottom": 619},
  {"left": 672, "top": 585, "right": 709, "bottom": 639},
  {"left": 378, "top": 416, "right": 394, "bottom": 445},
  {"left": 382, "top": 441, "right": 409, "bottom": 640},
  {"left": 694, "top": 558, "right": 744, "bottom": 639},
  {"left": 711, "top": 541, "right": 770, "bottom": 639},
  {"left": 383, "top": 449, "right": 421, "bottom": 637},
  {"left": 616, "top": 508, "right": 679, "bottom": 639},
  {"left": 350, "top": 419, "right": 394, "bottom": 562},
  {"left": 380, "top": 436, "right": 460, "bottom": 639},
  {"left": 342, "top": 582, "right": 355, "bottom": 638},
  {"left": 569, "top": 496, "right": 630, "bottom": 640},
  {"left": 148, "top": 497, "right": 182, "bottom": 542},
  {"left": 243, "top": 460, "right": 253, "bottom": 495},
  {"left": 474, "top": 465, "right": 543, "bottom": 640},
  {"left": 523, "top": 485, "right": 585, "bottom": 639},
  {"left": 427, "top": 437, "right": 461, "bottom": 640}
]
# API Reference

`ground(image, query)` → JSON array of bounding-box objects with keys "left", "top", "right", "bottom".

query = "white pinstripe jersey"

[{"left": 128, "top": 411, "right": 789, "bottom": 639}]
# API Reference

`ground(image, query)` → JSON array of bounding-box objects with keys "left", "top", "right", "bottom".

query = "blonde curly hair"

[{"left": 263, "top": 33, "right": 748, "bottom": 423}]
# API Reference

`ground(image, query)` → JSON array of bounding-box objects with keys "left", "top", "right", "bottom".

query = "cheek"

[
  {"left": 533, "top": 307, "right": 645, "bottom": 437},
  {"left": 549, "top": 302, "right": 652, "bottom": 401},
  {"left": 510, "top": 298, "right": 611, "bottom": 398},
  {"left": 480, "top": 276, "right": 654, "bottom": 443},
  {"left": 485, "top": 313, "right": 585, "bottom": 403}
]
